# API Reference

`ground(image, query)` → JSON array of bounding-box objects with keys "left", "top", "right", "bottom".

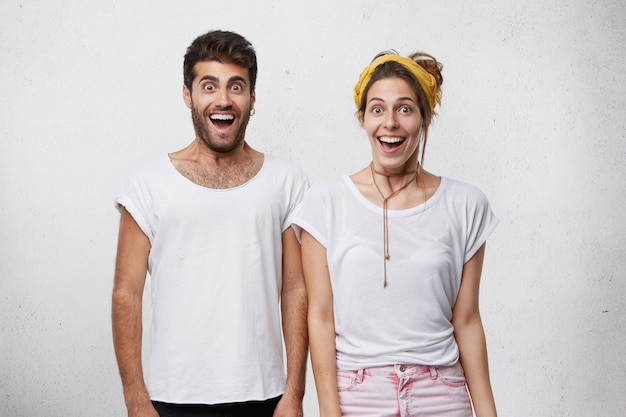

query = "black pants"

[{"left": 152, "top": 396, "right": 281, "bottom": 417}]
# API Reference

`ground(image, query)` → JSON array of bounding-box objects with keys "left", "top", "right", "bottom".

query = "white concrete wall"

[{"left": 1, "top": 1, "right": 624, "bottom": 416}]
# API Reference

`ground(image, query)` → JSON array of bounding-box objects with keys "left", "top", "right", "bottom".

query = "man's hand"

[
  {"left": 272, "top": 393, "right": 304, "bottom": 417},
  {"left": 126, "top": 399, "right": 160, "bottom": 417}
]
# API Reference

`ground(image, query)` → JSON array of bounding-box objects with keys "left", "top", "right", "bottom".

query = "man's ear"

[
  {"left": 183, "top": 85, "right": 192, "bottom": 108},
  {"left": 250, "top": 90, "right": 256, "bottom": 108}
]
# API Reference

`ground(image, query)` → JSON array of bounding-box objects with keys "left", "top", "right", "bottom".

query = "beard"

[{"left": 190, "top": 103, "right": 251, "bottom": 154}]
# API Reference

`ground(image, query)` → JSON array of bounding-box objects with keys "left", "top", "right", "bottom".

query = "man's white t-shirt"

[{"left": 115, "top": 154, "right": 308, "bottom": 404}]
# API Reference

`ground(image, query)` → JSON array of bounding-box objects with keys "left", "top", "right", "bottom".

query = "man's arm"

[
  {"left": 273, "top": 227, "right": 308, "bottom": 417},
  {"left": 112, "top": 207, "right": 158, "bottom": 417},
  {"left": 452, "top": 243, "right": 498, "bottom": 417}
]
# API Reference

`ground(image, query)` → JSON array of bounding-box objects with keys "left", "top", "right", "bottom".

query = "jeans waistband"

[{"left": 344, "top": 362, "right": 461, "bottom": 380}]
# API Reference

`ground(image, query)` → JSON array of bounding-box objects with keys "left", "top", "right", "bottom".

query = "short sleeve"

[
  {"left": 292, "top": 180, "right": 333, "bottom": 248},
  {"left": 463, "top": 186, "right": 499, "bottom": 263},
  {"left": 280, "top": 163, "right": 310, "bottom": 234},
  {"left": 114, "top": 174, "right": 156, "bottom": 243}
]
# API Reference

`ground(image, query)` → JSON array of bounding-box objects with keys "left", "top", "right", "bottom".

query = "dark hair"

[
  {"left": 183, "top": 30, "right": 257, "bottom": 93},
  {"left": 358, "top": 51, "right": 443, "bottom": 165}
]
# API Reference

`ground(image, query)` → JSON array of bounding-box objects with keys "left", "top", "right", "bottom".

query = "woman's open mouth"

[{"left": 378, "top": 136, "right": 405, "bottom": 150}]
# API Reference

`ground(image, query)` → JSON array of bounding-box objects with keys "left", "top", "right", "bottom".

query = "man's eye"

[
  {"left": 203, "top": 84, "right": 215, "bottom": 91},
  {"left": 231, "top": 84, "right": 243, "bottom": 92}
]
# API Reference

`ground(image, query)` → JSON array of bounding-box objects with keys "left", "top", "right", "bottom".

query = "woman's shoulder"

[
  {"left": 441, "top": 176, "right": 492, "bottom": 205},
  {"left": 308, "top": 175, "right": 347, "bottom": 192},
  {"left": 302, "top": 176, "right": 349, "bottom": 204}
]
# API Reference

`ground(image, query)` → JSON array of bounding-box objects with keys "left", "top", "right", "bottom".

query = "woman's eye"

[
  {"left": 372, "top": 107, "right": 382, "bottom": 114},
  {"left": 399, "top": 106, "right": 412, "bottom": 114}
]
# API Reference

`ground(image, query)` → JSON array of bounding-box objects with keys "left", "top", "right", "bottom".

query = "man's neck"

[{"left": 168, "top": 139, "right": 264, "bottom": 189}]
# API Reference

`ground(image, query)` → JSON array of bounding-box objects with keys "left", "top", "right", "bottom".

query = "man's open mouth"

[{"left": 210, "top": 114, "right": 235, "bottom": 128}]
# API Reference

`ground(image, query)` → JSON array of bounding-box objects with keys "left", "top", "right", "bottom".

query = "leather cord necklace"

[{"left": 370, "top": 162, "right": 418, "bottom": 288}]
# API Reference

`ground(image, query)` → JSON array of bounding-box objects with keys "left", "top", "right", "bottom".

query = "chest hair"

[{"left": 171, "top": 158, "right": 263, "bottom": 189}]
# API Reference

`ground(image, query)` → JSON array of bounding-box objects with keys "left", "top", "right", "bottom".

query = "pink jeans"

[{"left": 337, "top": 362, "right": 473, "bottom": 417}]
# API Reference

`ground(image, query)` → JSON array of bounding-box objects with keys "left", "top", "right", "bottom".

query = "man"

[{"left": 112, "top": 30, "right": 308, "bottom": 417}]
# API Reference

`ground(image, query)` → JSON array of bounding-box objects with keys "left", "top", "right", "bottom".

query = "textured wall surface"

[{"left": 1, "top": 1, "right": 624, "bottom": 416}]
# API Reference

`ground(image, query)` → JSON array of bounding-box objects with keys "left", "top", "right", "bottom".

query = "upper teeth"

[
  {"left": 210, "top": 114, "right": 234, "bottom": 120},
  {"left": 380, "top": 137, "right": 403, "bottom": 143}
]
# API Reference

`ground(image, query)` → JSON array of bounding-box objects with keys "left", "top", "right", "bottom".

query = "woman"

[{"left": 296, "top": 51, "right": 499, "bottom": 417}]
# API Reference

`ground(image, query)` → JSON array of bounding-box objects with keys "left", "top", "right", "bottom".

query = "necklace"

[{"left": 370, "top": 162, "right": 418, "bottom": 288}]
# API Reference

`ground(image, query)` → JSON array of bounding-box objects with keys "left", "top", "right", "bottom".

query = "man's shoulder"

[
  {"left": 125, "top": 155, "right": 170, "bottom": 179},
  {"left": 264, "top": 153, "right": 300, "bottom": 169},
  {"left": 263, "top": 154, "right": 308, "bottom": 178}
]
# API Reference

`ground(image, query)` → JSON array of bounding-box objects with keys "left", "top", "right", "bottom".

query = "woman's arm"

[
  {"left": 452, "top": 243, "right": 498, "bottom": 417},
  {"left": 301, "top": 230, "right": 342, "bottom": 417}
]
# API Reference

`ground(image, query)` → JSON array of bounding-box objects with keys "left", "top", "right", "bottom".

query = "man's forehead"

[{"left": 193, "top": 61, "right": 250, "bottom": 83}]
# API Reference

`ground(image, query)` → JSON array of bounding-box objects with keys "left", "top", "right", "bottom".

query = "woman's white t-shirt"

[{"left": 294, "top": 175, "right": 498, "bottom": 369}]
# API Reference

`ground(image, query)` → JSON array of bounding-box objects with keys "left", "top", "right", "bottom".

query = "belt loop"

[
  {"left": 356, "top": 369, "right": 364, "bottom": 383},
  {"left": 429, "top": 366, "right": 438, "bottom": 380}
]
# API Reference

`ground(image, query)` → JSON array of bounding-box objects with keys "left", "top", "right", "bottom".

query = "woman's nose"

[{"left": 384, "top": 112, "right": 398, "bottom": 129}]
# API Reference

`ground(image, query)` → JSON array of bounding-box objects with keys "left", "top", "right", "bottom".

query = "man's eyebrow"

[
  {"left": 198, "top": 75, "right": 218, "bottom": 84},
  {"left": 226, "top": 75, "right": 248, "bottom": 85},
  {"left": 197, "top": 75, "right": 248, "bottom": 85}
]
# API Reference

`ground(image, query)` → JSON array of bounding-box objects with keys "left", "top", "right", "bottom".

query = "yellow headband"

[{"left": 353, "top": 54, "right": 438, "bottom": 112}]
